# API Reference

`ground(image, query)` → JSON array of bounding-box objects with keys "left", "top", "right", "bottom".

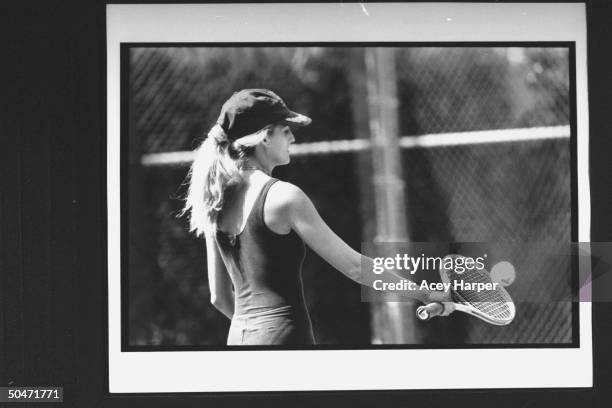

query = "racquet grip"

[{"left": 416, "top": 302, "right": 445, "bottom": 321}]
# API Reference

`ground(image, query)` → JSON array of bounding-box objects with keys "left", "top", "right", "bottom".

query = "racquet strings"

[{"left": 444, "top": 268, "right": 513, "bottom": 320}]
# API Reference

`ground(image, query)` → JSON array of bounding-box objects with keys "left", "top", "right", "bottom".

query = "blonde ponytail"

[{"left": 182, "top": 125, "right": 242, "bottom": 237}]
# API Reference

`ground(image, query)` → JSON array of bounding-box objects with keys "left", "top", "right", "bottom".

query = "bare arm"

[
  {"left": 282, "top": 183, "right": 448, "bottom": 304},
  {"left": 204, "top": 232, "right": 234, "bottom": 319}
]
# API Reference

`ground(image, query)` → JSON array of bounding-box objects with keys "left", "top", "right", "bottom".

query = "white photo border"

[{"left": 107, "top": 3, "right": 591, "bottom": 392}]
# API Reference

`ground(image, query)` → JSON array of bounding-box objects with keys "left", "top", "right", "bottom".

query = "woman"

[{"left": 183, "top": 89, "right": 449, "bottom": 346}]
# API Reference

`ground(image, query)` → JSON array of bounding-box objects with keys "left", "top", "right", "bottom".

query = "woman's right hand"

[{"left": 418, "top": 290, "right": 455, "bottom": 317}]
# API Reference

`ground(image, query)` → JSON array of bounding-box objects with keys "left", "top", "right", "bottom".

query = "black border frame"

[{"left": 119, "top": 41, "right": 580, "bottom": 352}]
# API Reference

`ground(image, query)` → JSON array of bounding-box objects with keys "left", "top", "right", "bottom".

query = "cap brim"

[{"left": 282, "top": 111, "right": 312, "bottom": 127}]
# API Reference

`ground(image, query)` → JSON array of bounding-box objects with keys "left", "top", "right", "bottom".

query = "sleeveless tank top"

[{"left": 214, "top": 178, "right": 309, "bottom": 316}]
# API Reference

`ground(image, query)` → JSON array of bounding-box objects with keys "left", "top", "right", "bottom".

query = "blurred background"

[{"left": 125, "top": 46, "right": 572, "bottom": 347}]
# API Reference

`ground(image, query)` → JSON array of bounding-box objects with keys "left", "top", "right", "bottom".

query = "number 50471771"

[{"left": 2, "top": 387, "right": 62, "bottom": 402}]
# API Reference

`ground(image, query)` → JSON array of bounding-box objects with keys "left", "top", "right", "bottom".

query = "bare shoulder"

[
  {"left": 266, "top": 181, "right": 309, "bottom": 210},
  {"left": 263, "top": 181, "right": 313, "bottom": 233}
]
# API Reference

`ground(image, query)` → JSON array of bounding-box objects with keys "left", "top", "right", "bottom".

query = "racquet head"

[{"left": 440, "top": 254, "right": 515, "bottom": 325}]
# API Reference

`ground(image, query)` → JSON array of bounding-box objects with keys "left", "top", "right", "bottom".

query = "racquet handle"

[{"left": 416, "top": 302, "right": 445, "bottom": 321}]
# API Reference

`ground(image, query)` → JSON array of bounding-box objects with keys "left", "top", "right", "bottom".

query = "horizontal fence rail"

[{"left": 140, "top": 125, "right": 570, "bottom": 167}]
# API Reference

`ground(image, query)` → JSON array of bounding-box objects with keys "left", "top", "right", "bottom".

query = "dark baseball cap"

[{"left": 216, "top": 89, "right": 312, "bottom": 141}]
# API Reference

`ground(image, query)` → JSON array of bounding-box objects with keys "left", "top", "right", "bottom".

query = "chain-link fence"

[{"left": 126, "top": 46, "right": 571, "bottom": 346}]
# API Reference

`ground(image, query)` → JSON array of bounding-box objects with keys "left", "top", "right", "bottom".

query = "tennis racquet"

[{"left": 416, "top": 255, "right": 516, "bottom": 325}]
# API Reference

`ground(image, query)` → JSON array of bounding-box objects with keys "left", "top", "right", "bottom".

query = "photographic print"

[
  {"left": 107, "top": 3, "right": 591, "bottom": 392},
  {"left": 125, "top": 45, "right": 574, "bottom": 348}
]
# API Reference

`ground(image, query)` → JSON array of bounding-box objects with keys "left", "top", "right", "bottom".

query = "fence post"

[{"left": 363, "top": 47, "right": 421, "bottom": 344}]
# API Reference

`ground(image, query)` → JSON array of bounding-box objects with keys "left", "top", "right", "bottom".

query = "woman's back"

[{"left": 214, "top": 176, "right": 309, "bottom": 316}]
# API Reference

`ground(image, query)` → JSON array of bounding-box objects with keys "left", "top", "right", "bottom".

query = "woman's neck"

[{"left": 240, "top": 158, "right": 272, "bottom": 176}]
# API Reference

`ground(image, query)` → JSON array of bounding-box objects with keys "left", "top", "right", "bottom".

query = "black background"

[{"left": 2, "top": 1, "right": 611, "bottom": 407}]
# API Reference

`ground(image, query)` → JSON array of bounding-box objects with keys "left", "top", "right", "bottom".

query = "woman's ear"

[{"left": 260, "top": 127, "right": 274, "bottom": 145}]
